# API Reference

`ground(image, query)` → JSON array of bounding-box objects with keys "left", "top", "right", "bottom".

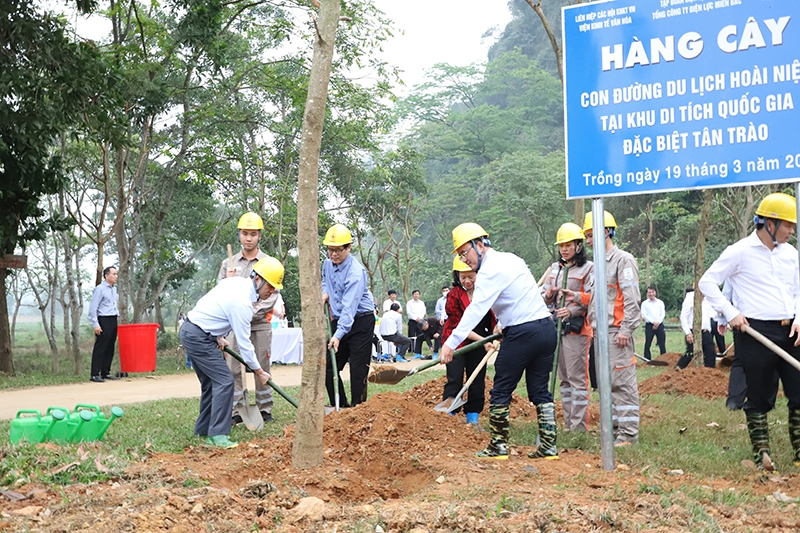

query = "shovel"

[
  {"left": 435, "top": 346, "right": 498, "bottom": 413},
  {"left": 633, "top": 352, "right": 669, "bottom": 366},
  {"left": 324, "top": 303, "right": 341, "bottom": 411},
  {"left": 223, "top": 346, "right": 299, "bottom": 408},
  {"left": 743, "top": 325, "right": 800, "bottom": 373},
  {"left": 368, "top": 333, "right": 501, "bottom": 385},
  {"left": 549, "top": 263, "right": 570, "bottom": 395}
]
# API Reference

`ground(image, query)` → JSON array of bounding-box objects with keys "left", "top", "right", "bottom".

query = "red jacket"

[{"left": 441, "top": 285, "right": 496, "bottom": 349}]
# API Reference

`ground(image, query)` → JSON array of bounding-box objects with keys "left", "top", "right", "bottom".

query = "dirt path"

[{"left": 0, "top": 360, "right": 426, "bottom": 420}]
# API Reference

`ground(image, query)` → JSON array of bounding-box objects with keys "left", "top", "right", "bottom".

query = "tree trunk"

[
  {"left": 25, "top": 266, "right": 59, "bottom": 372},
  {"left": 0, "top": 268, "right": 13, "bottom": 375},
  {"left": 692, "top": 189, "right": 714, "bottom": 364},
  {"left": 292, "top": 0, "right": 342, "bottom": 469}
]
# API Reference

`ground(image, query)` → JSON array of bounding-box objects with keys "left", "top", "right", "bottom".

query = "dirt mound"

[
  {"left": 649, "top": 351, "right": 683, "bottom": 366},
  {"left": 639, "top": 366, "right": 729, "bottom": 400}
]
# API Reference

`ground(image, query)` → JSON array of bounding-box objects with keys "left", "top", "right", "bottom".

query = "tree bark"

[
  {"left": 0, "top": 268, "right": 13, "bottom": 375},
  {"left": 692, "top": 189, "right": 714, "bottom": 364},
  {"left": 292, "top": 0, "right": 341, "bottom": 469}
]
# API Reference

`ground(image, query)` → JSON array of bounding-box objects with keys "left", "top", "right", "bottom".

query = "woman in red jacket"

[{"left": 441, "top": 257, "right": 497, "bottom": 425}]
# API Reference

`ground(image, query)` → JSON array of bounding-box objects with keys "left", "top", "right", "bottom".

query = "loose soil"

[{"left": 2, "top": 362, "right": 800, "bottom": 532}]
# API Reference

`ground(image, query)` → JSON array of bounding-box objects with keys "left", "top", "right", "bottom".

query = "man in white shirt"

[
  {"left": 378, "top": 303, "right": 411, "bottom": 360},
  {"left": 677, "top": 287, "right": 717, "bottom": 369},
  {"left": 180, "top": 256, "right": 283, "bottom": 449},
  {"left": 382, "top": 289, "right": 402, "bottom": 314},
  {"left": 640, "top": 286, "right": 666, "bottom": 361},
  {"left": 433, "top": 286, "right": 449, "bottom": 357},
  {"left": 441, "top": 223, "right": 556, "bottom": 460},
  {"left": 406, "top": 290, "right": 427, "bottom": 358},
  {"left": 699, "top": 192, "right": 800, "bottom": 471}
]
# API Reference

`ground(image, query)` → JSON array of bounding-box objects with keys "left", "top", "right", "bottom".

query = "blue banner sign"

[{"left": 562, "top": 0, "right": 800, "bottom": 198}]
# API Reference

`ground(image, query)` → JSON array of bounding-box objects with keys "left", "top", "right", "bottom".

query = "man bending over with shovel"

[
  {"left": 440, "top": 223, "right": 557, "bottom": 460},
  {"left": 699, "top": 192, "right": 800, "bottom": 472},
  {"left": 180, "top": 256, "right": 284, "bottom": 449}
]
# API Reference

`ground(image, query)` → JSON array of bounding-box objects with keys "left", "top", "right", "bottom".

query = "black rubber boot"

[
  {"left": 476, "top": 404, "right": 509, "bottom": 460},
  {"left": 745, "top": 410, "right": 774, "bottom": 471},
  {"left": 528, "top": 402, "right": 559, "bottom": 460},
  {"left": 788, "top": 409, "right": 800, "bottom": 467}
]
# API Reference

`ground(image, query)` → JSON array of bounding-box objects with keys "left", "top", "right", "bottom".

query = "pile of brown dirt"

[
  {"left": 639, "top": 366, "right": 730, "bottom": 400},
  {"left": 648, "top": 351, "right": 683, "bottom": 366}
]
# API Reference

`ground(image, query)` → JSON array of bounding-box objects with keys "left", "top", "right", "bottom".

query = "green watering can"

[{"left": 9, "top": 404, "right": 124, "bottom": 445}]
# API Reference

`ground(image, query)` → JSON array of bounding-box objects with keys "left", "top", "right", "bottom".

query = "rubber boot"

[
  {"left": 475, "top": 404, "right": 509, "bottom": 459},
  {"left": 528, "top": 402, "right": 559, "bottom": 460},
  {"left": 745, "top": 411, "right": 774, "bottom": 471},
  {"left": 788, "top": 408, "right": 800, "bottom": 467},
  {"left": 465, "top": 412, "right": 479, "bottom": 426}
]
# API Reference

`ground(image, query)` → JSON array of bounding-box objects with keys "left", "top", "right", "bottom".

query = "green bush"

[{"left": 157, "top": 329, "right": 180, "bottom": 350}]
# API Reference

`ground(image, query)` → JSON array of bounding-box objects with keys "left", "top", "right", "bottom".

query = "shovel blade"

[
  {"left": 446, "top": 395, "right": 467, "bottom": 413},
  {"left": 367, "top": 365, "right": 410, "bottom": 385},
  {"left": 647, "top": 359, "right": 669, "bottom": 366},
  {"left": 434, "top": 397, "right": 456, "bottom": 413},
  {"left": 239, "top": 390, "right": 264, "bottom": 431}
]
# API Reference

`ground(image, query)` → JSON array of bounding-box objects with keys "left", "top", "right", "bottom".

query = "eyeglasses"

[
  {"left": 457, "top": 247, "right": 471, "bottom": 260},
  {"left": 327, "top": 246, "right": 346, "bottom": 255}
]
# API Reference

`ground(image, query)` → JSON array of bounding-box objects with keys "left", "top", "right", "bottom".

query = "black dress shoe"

[
  {"left": 231, "top": 414, "right": 243, "bottom": 426},
  {"left": 90, "top": 376, "right": 105, "bottom": 383},
  {"left": 103, "top": 375, "right": 120, "bottom": 381},
  {"left": 261, "top": 411, "right": 273, "bottom": 423}
]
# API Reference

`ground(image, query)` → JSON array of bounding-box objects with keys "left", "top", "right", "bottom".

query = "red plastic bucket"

[{"left": 118, "top": 323, "right": 159, "bottom": 372}]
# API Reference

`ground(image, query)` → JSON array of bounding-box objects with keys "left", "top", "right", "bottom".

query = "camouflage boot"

[
  {"left": 745, "top": 411, "right": 774, "bottom": 471},
  {"left": 788, "top": 409, "right": 800, "bottom": 467},
  {"left": 528, "top": 402, "right": 559, "bottom": 460},
  {"left": 476, "top": 404, "right": 510, "bottom": 460}
]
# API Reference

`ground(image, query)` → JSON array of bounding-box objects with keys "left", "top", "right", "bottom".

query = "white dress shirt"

[
  {"left": 378, "top": 310, "right": 403, "bottom": 337},
  {"left": 383, "top": 298, "right": 402, "bottom": 314},
  {"left": 406, "top": 299, "right": 426, "bottom": 322},
  {"left": 444, "top": 248, "right": 550, "bottom": 350},
  {"left": 187, "top": 277, "right": 261, "bottom": 371},
  {"left": 699, "top": 231, "right": 800, "bottom": 322},
  {"left": 679, "top": 291, "right": 715, "bottom": 334},
  {"left": 640, "top": 297, "right": 665, "bottom": 325}
]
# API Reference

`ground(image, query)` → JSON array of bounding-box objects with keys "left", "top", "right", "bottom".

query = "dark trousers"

[
  {"left": 643, "top": 322, "right": 666, "bottom": 360},
  {"left": 326, "top": 313, "right": 374, "bottom": 408},
  {"left": 91, "top": 315, "right": 118, "bottom": 377},
  {"left": 726, "top": 350, "right": 747, "bottom": 410},
  {"left": 179, "top": 321, "right": 234, "bottom": 437},
  {"left": 490, "top": 317, "right": 557, "bottom": 406},
  {"left": 408, "top": 319, "right": 424, "bottom": 354},
  {"left": 710, "top": 319, "right": 726, "bottom": 353},
  {"left": 737, "top": 319, "right": 800, "bottom": 412},
  {"left": 443, "top": 345, "right": 488, "bottom": 414},
  {"left": 381, "top": 332, "right": 411, "bottom": 356},
  {"left": 677, "top": 331, "right": 716, "bottom": 369}
]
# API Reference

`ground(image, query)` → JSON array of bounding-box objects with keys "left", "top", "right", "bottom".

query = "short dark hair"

[
  {"left": 647, "top": 286, "right": 657, "bottom": 294},
  {"left": 685, "top": 286, "right": 694, "bottom": 294},
  {"left": 388, "top": 289, "right": 397, "bottom": 295},
  {"left": 390, "top": 302, "right": 400, "bottom": 311},
  {"left": 103, "top": 266, "right": 117, "bottom": 278},
  {"left": 441, "top": 286, "right": 449, "bottom": 291},
  {"left": 412, "top": 289, "right": 420, "bottom": 295}
]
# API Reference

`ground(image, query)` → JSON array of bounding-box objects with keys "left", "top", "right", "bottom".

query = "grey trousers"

[
  {"left": 227, "top": 327, "right": 273, "bottom": 415},
  {"left": 180, "top": 321, "right": 234, "bottom": 438}
]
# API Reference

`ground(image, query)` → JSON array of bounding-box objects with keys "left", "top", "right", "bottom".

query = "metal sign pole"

[{"left": 592, "top": 199, "right": 615, "bottom": 471}]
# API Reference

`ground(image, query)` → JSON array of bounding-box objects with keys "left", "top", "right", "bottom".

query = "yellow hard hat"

[
  {"left": 555, "top": 222, "right": 584, "bottom": 244},
  {"left": 755, "top": 193, "right": 797, "bottom": 223},
  {"left": 238, "top": 212, "right": 264, "bottom": 231},
  {"left": 251, "top": 256, "right": 284, "bottom": 290},
  {"left": 323, "top": 224, "right": 353, "bottom": 246},
  {"left": 582, "top": 211, "right": 617, "bottom": 232},
  {"left": 452, "top": 256, "right": 472, "bottom": 272},
  {"left": 451, "top": 223, "right": 488, "bottom": 253}
]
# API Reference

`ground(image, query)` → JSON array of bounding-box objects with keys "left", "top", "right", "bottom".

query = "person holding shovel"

[
  {"left": 322, "top": 223, "right": 375, "bottom": 408},
  {"left": 543, "top": 223, "right": 594, "bottom": 433},
  {"left": 441, "top": 223, "right": 557, "bottom": 460},
  {"left": 181, "top": 256, "right": 284, "bottom": 449},
  {"left": 582, "top": 210, "right": 641, "bottom": 447},
  {"left": 699, "top": 192, "right": 800, "bottom": 471},
  {"left": 440, "top": 256, "right": 496, "bottom": 426},
  {"left": 218, "top": 212, "right": 280, "bottom": 425}
]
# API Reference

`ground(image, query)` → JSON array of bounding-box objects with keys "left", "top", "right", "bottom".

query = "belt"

[
  {"left": 332, "top": 311, "right": 373, "bottom": 321},
  {"left": 185, "top": 319, "right": 212, "bottom": 337},
  {"left": 748, "top": 318, "right": 793, "bottom": 327}
]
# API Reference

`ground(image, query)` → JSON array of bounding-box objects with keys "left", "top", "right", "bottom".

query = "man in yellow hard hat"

[
  {"left": 699, "top": 192, "right": 800, "bottom": 472},
  {"left": 181, "top": 256, "right": 284, "bottom": 448},
  {"left": 442, "top": 223, "right": 557, "bottom": 460},
  {"left": 582, "top": 210, "right": 641, "bottom": 447},
  {"left": 218, "top": 212, "right": 281, "bottom": 425},
  {"left": 322, "top": 223, "right": 375, "bottom": 407}
]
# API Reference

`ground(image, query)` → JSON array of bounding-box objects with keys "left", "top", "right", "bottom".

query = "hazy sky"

[{"left": 374, "top": 0, "right": 512, "bottom": 91}]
